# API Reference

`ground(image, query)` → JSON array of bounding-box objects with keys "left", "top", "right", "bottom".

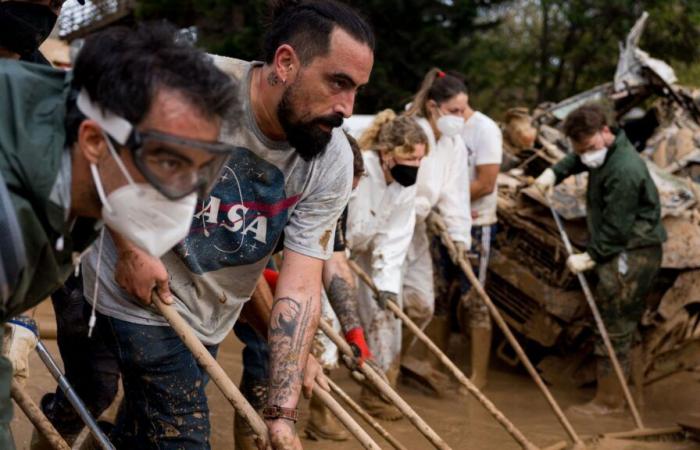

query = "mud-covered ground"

[{"left": 11, "top": 304, "right": 700, "bottom": 450}]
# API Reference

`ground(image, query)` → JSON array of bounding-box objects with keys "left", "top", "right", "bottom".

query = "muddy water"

[{"left": 12, "top": 332, "right": 700, "bottom": 449}]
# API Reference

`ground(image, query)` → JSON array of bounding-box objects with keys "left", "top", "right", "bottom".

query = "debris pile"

[{"left": 491, "top": 13, "right": 700, "bottom": 387}]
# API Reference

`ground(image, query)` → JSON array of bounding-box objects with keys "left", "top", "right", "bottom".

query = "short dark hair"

[
  {"left": 69, "top": 22, "right": 237, "bottom": 140},
  {"left": 263, "top": 0, "right": 374, "bottom": 65},
  {"left": 563, "top": 104, "right": 609, "bottom": 142},
  {"left": 343, "top": 130, "right": 364, "bottom": 178}
]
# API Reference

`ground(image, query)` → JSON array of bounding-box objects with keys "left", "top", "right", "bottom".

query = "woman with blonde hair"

[
  {"left": 401, "top": 68, "right": 472, "bottom": 393},
  {"left": 347, "top": 109, "right": 428, "bottom": 420}
]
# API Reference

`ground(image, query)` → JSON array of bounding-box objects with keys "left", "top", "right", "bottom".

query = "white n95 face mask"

[
  {"left": 90, "top": 134, "right": 197, "bottom": 258},
  {"left": 436, "top": 115, "right": 465, "bottom": 137},
  {"left": 580, "top": 147, "right": 608, "bottom": 169}
]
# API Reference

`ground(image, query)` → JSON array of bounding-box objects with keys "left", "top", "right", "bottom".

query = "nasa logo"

[{"left": 175, "top": 147, "right": 300, "bottom": 274}]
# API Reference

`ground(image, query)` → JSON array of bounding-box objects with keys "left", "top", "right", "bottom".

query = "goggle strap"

[
  {"left": 76, "top": 89, "right": 133, "bottom": 146},
  {"left": 103, "top": 132, "right": 138, "bottom": 187}
]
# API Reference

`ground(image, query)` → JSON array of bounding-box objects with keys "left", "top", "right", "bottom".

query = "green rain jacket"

[
  {"left": 0, "top": 60, "right": 98, "bottom": 322},
  {"left": 551, "top": 131, "right": 666, "bottom": 263}
]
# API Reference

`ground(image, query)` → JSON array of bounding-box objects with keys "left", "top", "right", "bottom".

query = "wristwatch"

[{"left": 262, "top": 405, "right": 299, "bottom": 422}]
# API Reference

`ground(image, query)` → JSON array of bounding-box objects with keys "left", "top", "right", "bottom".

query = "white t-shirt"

[
  {"left": 461, "top": 111, "right": 502, "bottom": 226},
  {"left": 83, "top": 58, "right": 353, "bottom": 345}
]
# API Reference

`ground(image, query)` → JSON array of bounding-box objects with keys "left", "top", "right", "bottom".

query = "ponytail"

[{"left": 405, "top": 68, "right": 468, "bottom": 118}]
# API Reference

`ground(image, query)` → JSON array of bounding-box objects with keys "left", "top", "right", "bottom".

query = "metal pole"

[
  {"left": 549, "top": 205, "right": 644, "bottom": 429},
  {"left": 35, "top": 341, "right": 115, "bottom": 450}
]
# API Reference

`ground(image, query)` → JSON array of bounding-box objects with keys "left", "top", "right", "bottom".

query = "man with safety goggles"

[{"left": 0, "top": 22, "right": 238, "bottom": 449}]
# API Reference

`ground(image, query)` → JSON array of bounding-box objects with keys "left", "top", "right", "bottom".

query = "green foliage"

[{"left": 134, "top": 0, "right": 700, "bottom": 117}]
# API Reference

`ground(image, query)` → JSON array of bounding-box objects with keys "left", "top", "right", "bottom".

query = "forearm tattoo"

[
  {"left": 327, "top": 275, "right": 362, "bottom": 333},
  {"left": 268, "top": 296, "right": 316, "bottom": 406}
]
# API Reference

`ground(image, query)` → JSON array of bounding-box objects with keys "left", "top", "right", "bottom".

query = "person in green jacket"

[
  {"left": 534, "top": 103, "right": 666, "bottom": 415},
  {"left": 0, "top": 23, "right": 239, "bottom": 448}
]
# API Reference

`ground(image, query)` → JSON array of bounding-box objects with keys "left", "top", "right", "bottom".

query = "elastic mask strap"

[
  {"left": 88, "top": 228, "right": 105, "bottom": 338},
  {"left": 90, "top": 163, "right": 113, "bottom": 215},
  {"left": 102, "top": 131, "right": 138, "bottom": 186}
]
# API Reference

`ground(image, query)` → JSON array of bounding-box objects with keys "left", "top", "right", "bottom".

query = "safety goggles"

[{"left": 77, "top": 89, "right": 233, "bottom": 200}]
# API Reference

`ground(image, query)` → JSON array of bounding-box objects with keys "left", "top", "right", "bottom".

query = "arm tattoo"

[
  {"left": 268, "top": 296, "right": 316, "bottom": 406},
  {"left": 327, "top": 275, "right": 362, "bottom": 333}
]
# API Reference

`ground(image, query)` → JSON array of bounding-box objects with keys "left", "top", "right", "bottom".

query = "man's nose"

[{"left": 333, "top": 91, "right": 356, "bottom": 118}]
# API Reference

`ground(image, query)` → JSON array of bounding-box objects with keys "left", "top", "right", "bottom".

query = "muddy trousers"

[
  {"left": 593, "top": 245, "right": 662, "bottom": 376},
  {"left": 97, "top": 312, "right": 218, "bottom": 450},
  {"left": 431, "top": 224, "right": 497, "bottom": 330},
  {"left": 42, "top": 277, "right": 120, "bottom": 437}
]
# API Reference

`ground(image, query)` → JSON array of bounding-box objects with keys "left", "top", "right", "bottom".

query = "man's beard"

[{"left": 277, "top": 85, "right": 344, "bottom": 161}]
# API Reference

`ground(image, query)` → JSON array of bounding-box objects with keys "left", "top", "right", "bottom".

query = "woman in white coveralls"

[
  {"left": 347, "top": 109, "right": 428, "bottom": 419},
  {"left": 401, "top": 69, "right": 472, "bottom": 393}
]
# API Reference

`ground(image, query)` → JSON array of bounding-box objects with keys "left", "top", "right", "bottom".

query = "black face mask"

[
  {"left": 390, "top": 164, "right": 419, "bottom": 187},
  {"left": 0, "top": 2, "right": 57, "bottom": 57}
]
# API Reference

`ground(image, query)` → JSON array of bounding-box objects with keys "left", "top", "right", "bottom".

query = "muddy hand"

[
  {"left": 267, "top": 420, "right": 302, "bottom": 450},
  {"left": 114, "top": 237, "right": 172, "bottom": 306},
  {"left": 374, "top": 290, "right": 398, "bottom": 310}
]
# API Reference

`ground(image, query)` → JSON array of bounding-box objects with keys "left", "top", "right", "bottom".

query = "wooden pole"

[
  {"left": 327, "top": 378, "right": 408, "bottom": 450},
  {"left": 312, "top": 384, "right": 382, "bottom": 449},
  {"left": 11, "top": 380, "right": 70, "bottom": 450},
  {"left": 427, "top": 212, "right": 585, "bottom": 448},
  {"left": 348, "top": 259, "right": 538, "bottom": 450},
  {"left": 317, "top": 320, "right": 452, "bottom": 450},
  {"left": 152, "top": 294, "right": 269, "bottom": 449},
  {"left": 549, "top": 206, "right": 644, "bottom": 429}
]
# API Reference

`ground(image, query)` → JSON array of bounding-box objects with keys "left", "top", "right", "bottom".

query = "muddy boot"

[
  {"left": 358, "top": 384, "right": 403, "bottom": 421},
  {"left": 359, "top": 359, "right": 403, "bottom": 421},
  {"left": 401, "top": 316, "right": 450, "bottom": 395},
  {"left": 304, "top": 392, "right": 349, "bottom": 441},
  {"left": 569, "top": 362, "right": 625, "bottom": 416},
  {"left": 468, "top": 326, "right": 492, "bottom": 391}
]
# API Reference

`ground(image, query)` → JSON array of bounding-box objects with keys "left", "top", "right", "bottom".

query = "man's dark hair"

[
  {"left": 563, "top": 104, "right": 609, "bottom": 142},
  {"left": 343, "top": 130, "right": 364, "bottom": 178},
  {"left": 263, "top": 0, "right": 374, "bottom": 65},
  {"left": 68, "top": 22, "right": 237, "bottom": 143}
]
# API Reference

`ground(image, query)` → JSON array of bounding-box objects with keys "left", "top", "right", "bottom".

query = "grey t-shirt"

[{"left": 82, "top": 58, "right": 353, "bottom": 345}]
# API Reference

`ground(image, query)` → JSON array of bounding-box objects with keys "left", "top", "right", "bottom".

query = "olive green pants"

[{"left": 594, "top": 245, "right": 662, "bottom": 376}]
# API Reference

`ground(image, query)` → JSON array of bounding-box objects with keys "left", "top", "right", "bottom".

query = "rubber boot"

[
  {"left": 304, "top": 391, "right": 349, "bottom": 441},
  {"left": 359, "top": 359, "right": 403, "bottom": 421},
  {"left": 569, "top": 360, "right": 625, "bottom": 416},
  {"left": 469, "top": 326, "right": 492, "bottom": 391},
  {"left": 400, "top": 316, "right": 450, "bottom": 396}
]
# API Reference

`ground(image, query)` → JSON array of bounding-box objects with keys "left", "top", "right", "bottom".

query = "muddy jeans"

[
  {"left": 233, "top": 322, "right": 269, "bottom": 410},
  {"left": 432, "top": 224, "right": 497, "bottom": 330},
  {"left": 97, "top": 312, "right": 217, "bottom": 450},
  {"left": 42, "top": 276, "right": 120, "bottom": 436},
  {"left": 594, "top": 245, "right": 662, "bottom": 376}
]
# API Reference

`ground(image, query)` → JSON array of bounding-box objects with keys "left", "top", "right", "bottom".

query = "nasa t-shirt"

[{"left": 82, "top": 58, "right": 353, "bottom": 345}]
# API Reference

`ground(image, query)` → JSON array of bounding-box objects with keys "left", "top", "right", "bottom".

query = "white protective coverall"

[
  {"left": 402, "top": 118, "right": 471, "bottom": 328},
  {"left": 347, "top": 151, "right": 417, "bottom": 371}
]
